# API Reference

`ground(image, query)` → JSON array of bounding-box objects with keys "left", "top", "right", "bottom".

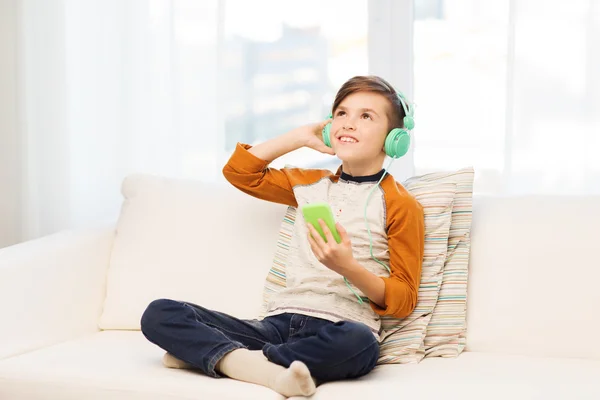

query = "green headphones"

[{"left": 321, "top": 91, "right": 415, "bottom": 159}]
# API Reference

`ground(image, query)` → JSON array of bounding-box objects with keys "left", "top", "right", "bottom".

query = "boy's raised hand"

[
  {"left": 306, "top": 219, "right": 356, "bottom": 276},
  {"left": 293, "top": 119, "right": 335, "bottom": 156}
]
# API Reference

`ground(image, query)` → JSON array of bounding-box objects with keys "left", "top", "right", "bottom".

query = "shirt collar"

[{"left": 336, "top": 166, "right": 386, "bottom": 183}]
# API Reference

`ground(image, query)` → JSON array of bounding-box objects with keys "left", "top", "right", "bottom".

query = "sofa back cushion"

[
  {"left": 466, "top": 196, "right": 600, "bottom": 359},
  {"left": 99, "top": 174, "right": 286, "bottom": 330}
]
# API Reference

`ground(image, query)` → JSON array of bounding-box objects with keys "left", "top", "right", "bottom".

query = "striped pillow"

[
  {"left": 417, "top": 168, "right": 475, "bottom": 358},
  {"left": 259, "top": 206, "right": 295, "bottom": 317},
  {"left": 259, "top": 174, "right": 460, "bottom": 364},
  {"left": 377, "top": 179, "right": 456, "bottom": 364}
]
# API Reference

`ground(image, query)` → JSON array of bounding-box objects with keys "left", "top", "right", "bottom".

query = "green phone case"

[{"left": 301, "top": 202, "right": 341, "bottom": 244}]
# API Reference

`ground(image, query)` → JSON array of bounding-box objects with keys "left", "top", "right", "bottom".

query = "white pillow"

[{"left": 99, "top": 174, "right": 287, "bottom": 330}]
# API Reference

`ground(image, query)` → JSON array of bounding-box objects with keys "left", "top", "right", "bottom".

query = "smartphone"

[{"left": 301, "top": 202, "right": 341, "bottom": 244}]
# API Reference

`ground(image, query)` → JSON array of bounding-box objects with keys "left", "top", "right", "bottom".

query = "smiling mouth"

[{"left": 338, "top": 136, "right": 358, "bottom": 143}]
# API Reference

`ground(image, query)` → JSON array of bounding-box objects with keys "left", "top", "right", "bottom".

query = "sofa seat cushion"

[
  {"left": 298, "top": 352, "right": 600, "bottom": 400},
  {"left": 0, "top": 331, "right": 284, "bottom": 400},
  {"left": 1, "top": 333, "right": 599, "bottom": 400}
]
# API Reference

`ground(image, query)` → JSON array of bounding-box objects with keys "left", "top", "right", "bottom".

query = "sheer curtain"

[
  {"left": 413, "top": 0, "right": 600, "bottom": 195},
  {"left": 14, "top": 0, "right": 369, "bottom": 243},
  {"left": 9, "top": 0, "right": 600, "bottom": 247},
  {"left": 507, "top": 0, "right": 600, "bottom": 195},
  {"left": 17, "top": 0, "right": 222, "bottom": 240}
]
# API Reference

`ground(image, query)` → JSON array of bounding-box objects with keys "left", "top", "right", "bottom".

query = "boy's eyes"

[{"left": 334, "top": 111, "right": 373, "bottom": 120}]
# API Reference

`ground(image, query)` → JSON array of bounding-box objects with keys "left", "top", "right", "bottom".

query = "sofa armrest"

[{"left": 0, "top": 227, "right": 115, "bottom": 360}]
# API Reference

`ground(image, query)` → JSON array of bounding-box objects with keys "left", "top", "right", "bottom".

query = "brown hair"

[{"left": 332, "top": 75, "right": 406, "bottom": 129}]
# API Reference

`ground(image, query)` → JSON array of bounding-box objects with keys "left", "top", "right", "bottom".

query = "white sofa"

[{"left": 1, "top": 174, "right": 599, "bottom": 400}]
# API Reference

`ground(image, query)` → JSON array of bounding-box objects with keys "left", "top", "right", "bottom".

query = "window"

[
  {"left": 413, "top": 0, "right": 600, "bottom": 195},
  {"left": 222, "top": 0, "right": 369, "bottom": 170},
  {"left": 413, "top": 0, "right": 510, "bottom": 193}
]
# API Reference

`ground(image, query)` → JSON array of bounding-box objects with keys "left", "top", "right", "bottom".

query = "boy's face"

[{"left": 330, "top": 91, "right": 391, "bottom": 165}]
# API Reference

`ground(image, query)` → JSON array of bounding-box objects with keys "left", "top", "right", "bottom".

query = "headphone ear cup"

[
  {"left": 384, "top": 128, "right": 410, "bottom": 158},
  {"left": 322, "top": 115, "right": 333, "bottom": 147}
]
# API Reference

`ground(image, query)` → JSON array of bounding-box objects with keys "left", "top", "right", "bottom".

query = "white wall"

[{"left": 0, "top": 0, "right": 21, "bottom": 248}]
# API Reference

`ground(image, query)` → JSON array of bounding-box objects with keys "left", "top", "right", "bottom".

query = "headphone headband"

[{"left": 395, "top": 91, "right": 414, "bottom": 131}]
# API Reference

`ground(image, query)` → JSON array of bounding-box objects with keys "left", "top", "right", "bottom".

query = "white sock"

[
  {"left": 162, "top": 352, "right": 193, "bottom": 369},
  {"left": 216, "top": 348, "right": 316, "bottom": 397}
]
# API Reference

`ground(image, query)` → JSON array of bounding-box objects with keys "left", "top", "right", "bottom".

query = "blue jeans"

[{"left": 140, "top": 298, "right": 379, "bottom": 383}]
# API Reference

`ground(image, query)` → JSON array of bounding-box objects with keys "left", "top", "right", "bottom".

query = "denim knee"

[
  {"left": 334, "top": 322, "right": 377, "bottom": 349},
  {"left": 329, "top": 321, "right": 379, "bottom": 370},
  {"left": 140, "top": 298, "right": 182, "bottom": 336}
]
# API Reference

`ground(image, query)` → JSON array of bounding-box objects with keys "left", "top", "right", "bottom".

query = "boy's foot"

[
  {"left": 162, "top": 352, "right": 193, "bottom": 369},
  {"left": 217, "top": 349, "right": 316, "bottom": 397},
  {"left": 271, "top": 360, "right": 316, "bottom": 397}
]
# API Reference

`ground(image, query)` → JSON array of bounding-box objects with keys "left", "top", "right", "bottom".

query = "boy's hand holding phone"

[
  {"left": 302, "top": 203, "right": 357, "bottom": 276},
  {"left": 306, "top": 219, "right": 356, "bottom": 275}
]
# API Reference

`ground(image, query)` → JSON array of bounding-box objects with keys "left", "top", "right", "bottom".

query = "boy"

[{"left": 140, "top": 75, "right": 425, "bottom": 397}]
